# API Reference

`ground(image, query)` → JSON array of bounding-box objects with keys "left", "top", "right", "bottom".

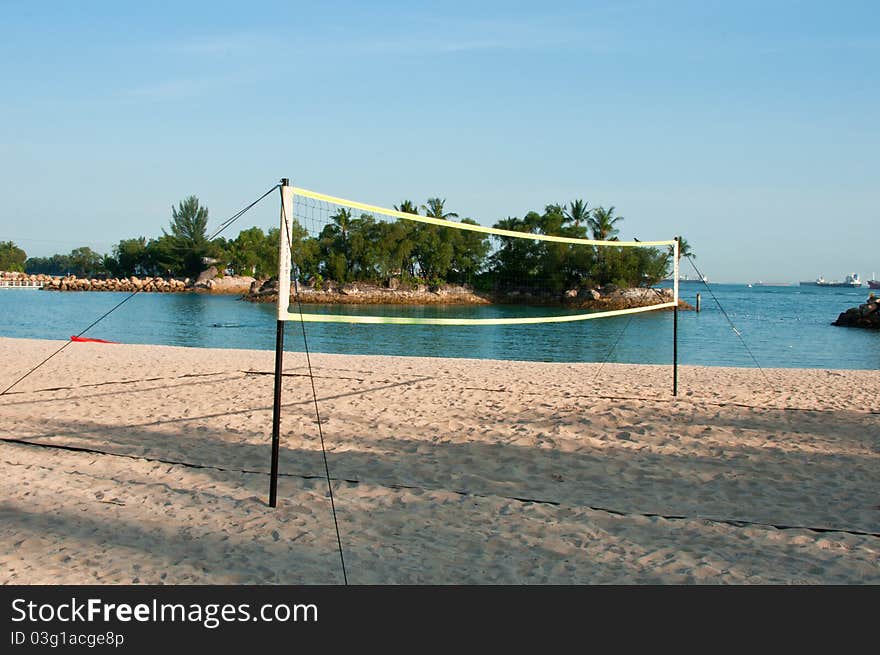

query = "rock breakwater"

[{"left": 833, "top": 293, "right": 880, "bottom": 329}]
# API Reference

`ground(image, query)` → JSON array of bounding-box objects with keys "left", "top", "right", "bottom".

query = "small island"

[
  {"left": 245, "top": 277, "right": 683, "bottom": 311},
  {"left": 1, "top": 195, "right": 693, "bottom": 311}
]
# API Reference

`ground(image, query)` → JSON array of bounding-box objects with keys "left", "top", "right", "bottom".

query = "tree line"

[{"left": 11, "top": 195, "right": 691, "bottom": 293}]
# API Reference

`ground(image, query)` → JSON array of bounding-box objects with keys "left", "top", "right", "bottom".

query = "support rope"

[
  {"left": 685, "top": 254, "right": 771, "bottom": 384},
  {"left": 282, "top": 194, "right": 349, "bottom": 585},
  {"left": 0, "top": 185, "right": 279, "bottom": 397},
  {"left": 591, "top": 314, "right": 636, "bottom": 387}
]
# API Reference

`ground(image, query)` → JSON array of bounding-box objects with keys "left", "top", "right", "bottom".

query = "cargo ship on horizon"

[{"left": 799, "top": 273, "right": 862, "bottom": 288}]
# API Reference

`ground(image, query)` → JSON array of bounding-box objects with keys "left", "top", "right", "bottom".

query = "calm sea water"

[{"left": 0, "top": 284, "right": 877, "bottom": 369}]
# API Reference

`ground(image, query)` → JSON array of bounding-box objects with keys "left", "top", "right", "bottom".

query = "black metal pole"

[
  {"left": 269, "top": 319, "right": 285, "bottom": 507},
  {"left": 673, "top": 304, "right": 678, "bottom": 397},
  {"left": 673, "top": 236, "right": 679, "bottom": 397}
]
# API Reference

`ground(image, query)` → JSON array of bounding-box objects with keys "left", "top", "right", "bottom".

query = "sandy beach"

[{"left": 0, "top": 335, "right": 877, "bottom": 584}]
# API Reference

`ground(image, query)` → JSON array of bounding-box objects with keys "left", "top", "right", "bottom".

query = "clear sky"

[{"left": 1, "top": 1, "right": 877, "bottom": 283}]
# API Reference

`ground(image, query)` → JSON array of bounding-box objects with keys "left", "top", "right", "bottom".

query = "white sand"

[{"left": 0, "top": 336, "right": 877, "bottom": 584}]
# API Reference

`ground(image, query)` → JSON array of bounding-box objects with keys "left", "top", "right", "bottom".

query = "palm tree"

[
  {"left": 330, "top": 208, "right": 352, "bottom": 240},
  {"left": 564, "top": 199, "right": 591, "bottom": 228},
  {"left": 421, "top": 198, "right": 458, "bottom": 220},
  {"left": 394, "top": 200, "right": 419, "bottom": 214},
  {"left": 588, "top": 206, "right": 623, "bottom": 241},
  {"left": 677, "top": 236, "right": 694, "bottom": 260}
]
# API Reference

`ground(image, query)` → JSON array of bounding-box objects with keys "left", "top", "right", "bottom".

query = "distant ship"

[
  {"left": 678, "top": 273, "right": 709, "bottom": 284},
  {"left": 869, "top": 273, "right": 879, "bottom": 290},
  {"left": 662, "top": 273, "right": 709, "bottom": 284},
  {"left": 799, "top": 273, "right": 862, "bottom": 288},
  {"left": 749, "top": 281, "right": 792, "bottom": 287}
]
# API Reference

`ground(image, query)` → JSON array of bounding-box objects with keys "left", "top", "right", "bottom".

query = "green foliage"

[
  {"left": 677, "top": 236, "right": 694, "bottom": 260},
  {"left": 588, "top": 206, "right": 623, "bottom": 241},
  {"left": 227, "top": 226, "right": 280, "bottom": 278},
  {"left": 163, "top": 195, "right": 211, "bottom": 277},
  {"left": 588, "top": 243, "right": 671, "bottom": 288},
  {"left": 144, "top": 234, "right": 179, "bottom": 276},
  {"left": 488, "top": 202, "right": 669, "bottom": 292},
  {"left": 19, "top": 192, "right": 671, "bottom": 297},
  {"left": 0, "top": 241, "right": 27, "bottom": 272},
  {"left": 25, "top": 247, "right": 106, "bottom": 277},
  {"left": 67, "top": 247, "right": 104, "bottom": 277},
  {"left": 394, "top": 200, "right": 418, "bottom": 214},
  {"left": 564, "top": 199, "right": 591, "bottom": 228},
  {"left": 109, "top": 237, "right": 149, "bottom": 277},
  {"left": 448, "top": 219, "right": 490, "bottom": 283},
  {"left": 421, "top": 197, "right": 458, "bottom": 220},
  {"left": 25, "top": 254, "right": 71, "bottom": 276}
]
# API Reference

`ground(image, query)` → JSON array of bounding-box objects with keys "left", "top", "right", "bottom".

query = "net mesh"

[{"left": 281, "top": 187, "right": 678, "bottom": 325}]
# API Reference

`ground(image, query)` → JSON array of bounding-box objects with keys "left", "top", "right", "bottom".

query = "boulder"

[
  {"left": 194, "top": 266, "right": 219, "bottom": 288},
  {"left": 204, "top": 275, "right": 256, "bottom": 295},
  {"left": 834, "top": 294, "right": 880, "bottom": 329}
]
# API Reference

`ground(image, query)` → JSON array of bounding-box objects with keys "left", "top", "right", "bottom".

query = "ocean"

[{"left": 0, "top": 284, "right": 877, "bottom": 369}]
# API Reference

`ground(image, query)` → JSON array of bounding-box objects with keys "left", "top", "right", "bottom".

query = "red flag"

[{"left": 70, "top": 336, "right": 119, "bottom": 344}]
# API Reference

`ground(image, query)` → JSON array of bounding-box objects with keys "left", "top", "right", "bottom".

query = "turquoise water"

[{"left": 0, "top": 285, "right": 877, "bottom": 369}]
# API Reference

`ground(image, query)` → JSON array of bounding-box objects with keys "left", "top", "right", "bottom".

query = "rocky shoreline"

[
  {"left": 833, "top": 293, "right": 880, "bottom": 329},
  {"left": 2, "top": 269, "right": 690, "bottom": 310},
  {"left": 245, "top": 278, "right": 690, "bottom": 311},
  {"left": 0, "top": 269, "right": 255, "bottom": 295}
]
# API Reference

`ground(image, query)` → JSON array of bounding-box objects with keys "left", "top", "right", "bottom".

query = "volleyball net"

[
  {"left": 266, "top": 180, "right": 682, "bottom": 507},
  {"left": 275, "top": 185, "right": 680, "bottom": 325}
]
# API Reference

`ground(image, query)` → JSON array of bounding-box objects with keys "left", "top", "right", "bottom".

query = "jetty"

[{"left": 0, "top": 278, "right": 42, "bottom": 289}]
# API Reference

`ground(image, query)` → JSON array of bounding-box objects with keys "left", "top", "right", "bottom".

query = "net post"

[
  {"left": 270, "top": 178, "right": 293, "bottom": 507},
  {"left": 673, "top": 237, "right": 680, "bottom": 397}
]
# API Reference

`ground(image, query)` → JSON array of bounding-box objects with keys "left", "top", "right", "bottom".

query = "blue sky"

[{"left": 1, "top": 0, "right": 877, "bottom": 282}]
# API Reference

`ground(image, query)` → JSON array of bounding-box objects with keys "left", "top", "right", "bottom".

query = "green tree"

[
  {"left": 25, "top": 254, "right": 71, "bottom": 276},
  {"left": 412, "top": 198, "right": 459, "bottom": 284},
  {"left": 318, "top": 208, "right": 354, "bottom": 281},
  {"left": 587, "top": 206, "right": 623, "bottom": 241},
  {"left": 111, "top": 237, "right": 149, "bottom": 277},
  {"left": 0, "top": 241, "right": 27, "bottom": 272},
  {"left": 489, "top": 215, "right": 543, "bottom": 290},
  {"left": 564, "top": 199, "right": 591, "bottom": 228},
  {"left": 411, "top": 224, "right": 454, "bottom": 284},
  {"left": 68, "top": 246, "right": 105, "bottom": 277},
  {"left": 677, "top": 236, "right": 694, "bottom": 260},
  {"left": 394, "top": 200, "right": 419, "bottom": 215},
  {"left": 588, "top": 206, "right": 624, "bottom": 285},
  {"left": 347, "top": 213, "right": 381, "bottom": 281},
  {"left": 228, "top": 227, "right": 268, "bottom": 277},
  {"left": 421, "top": 198, "right": 458, "bottom": 220},
  {"left": 372, "top": 220, "right": 415, "bottom": 280},
  {"left": 164, "top": 195, "right": 210, "bottom": 276},
  {"left": 448, "top": 219, "right": 490, "bottom": 284},
  {"left": 145, "top": 234, "right": 179, "bottom": 277},
  {"left": 491, "top": 205, "right": 596, "bottom": 293}
]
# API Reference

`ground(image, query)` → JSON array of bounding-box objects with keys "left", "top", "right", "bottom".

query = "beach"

[{"left": 0, "top": 335, "right": 877, "bottom": 584}]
